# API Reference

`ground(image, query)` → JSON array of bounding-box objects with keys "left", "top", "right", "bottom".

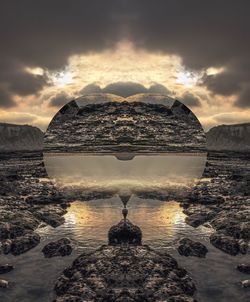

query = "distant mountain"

[
  {"left": 206, "top": 123, "right": 250, "bottom": 151},
  {"left": 0, "top": 123, "right": 43, "bottom": 151}
]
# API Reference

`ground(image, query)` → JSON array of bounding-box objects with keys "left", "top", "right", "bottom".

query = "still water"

[
  {"left": 0, "top": 196, "right": 249, "bottom": 302},
  {"left": 43, "top": 153, "right": 207, "bottom": 191}
]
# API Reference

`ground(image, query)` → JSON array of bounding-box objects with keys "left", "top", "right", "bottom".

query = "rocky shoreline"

[{"left": 0, "top": 150, "right": 250, "bottom": 299}]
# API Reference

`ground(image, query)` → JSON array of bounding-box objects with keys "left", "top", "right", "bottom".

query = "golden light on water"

[{"left": 64, "top": 200, "right": 186, "bottom": 241}]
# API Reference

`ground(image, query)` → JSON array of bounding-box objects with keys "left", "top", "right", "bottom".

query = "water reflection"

[
  {"left": 49, "top": 196, "right": 210, "bottom": 251},
  {"left": 44, "top": 153, "right": 206, "bottom": 192}
]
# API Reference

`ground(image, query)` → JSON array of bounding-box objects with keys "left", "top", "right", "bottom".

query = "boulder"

[
  {"left": 210, "top": 233, "right": 239, "bottom": 255},
  {"left": 42, "top": 238, "right": 72, "bottom": 258},
  {"left": 108, "top": 219, "right": 142, "bottom": 245},
  {"left": 178, "top": 238, "right": 208, "bottom": 258},
  {"left": 54, "top": 245, "right": 196, "bottom": 301}
]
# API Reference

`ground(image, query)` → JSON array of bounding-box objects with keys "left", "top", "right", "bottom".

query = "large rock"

[
  {"left": 178, "top": 238, "right": 208, "bottom": 258},
  {"left": 42, "top": 238, "right": 72, "bottom": 258},
  {"left": 108, "top": 219, "right": 142, "bottom": 245},
  {"left": 53, "top": 245, "right": 197, "bottom": 302},
  {"left": 210, "top": 233, "right": 240, "bottom": 256}
]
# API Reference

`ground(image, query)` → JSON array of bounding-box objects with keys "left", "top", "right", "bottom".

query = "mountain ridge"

[{"left": 0, "top": 122, "right": 249, "bottom": 152}]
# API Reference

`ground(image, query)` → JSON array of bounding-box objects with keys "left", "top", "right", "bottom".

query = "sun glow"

[
  {"left": 176, "top": 70, "right": 201, "bottom": 87},
  {"left": 52, "top": 71, "right": 73, "bottom": 86}
]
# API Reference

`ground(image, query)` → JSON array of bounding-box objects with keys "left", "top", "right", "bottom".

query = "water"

[
  {"left": 43, "top": 153, "right": 207, "bottom": 191},
  {"left": 1, "top": 196, "right": 249, "bottom": 302}
]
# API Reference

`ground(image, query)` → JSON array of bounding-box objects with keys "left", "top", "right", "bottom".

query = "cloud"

[
  {"left": 179, "top": 92, "right": 201, "bottom": 107},
  {"left": 235, "top": 86, "right": 250, "bottom": 108},
  {"left": 80, "top": 82, "right": 171, "bottom": 97},
  {"left": 0, "top": 0, "right": 250, "bottom": 112},
  {"left": 202, "top": 72, "right": 242, "bottom": 96},
  {"left": 0, "top": 0, "right": 122, "bottom": 105},
  {"left": 0, "top": 87, "right": 16, "bottom": 108},
  {"left": 49, "top": 92, "right": 72, "bottom": 107},
  {"left": 126, "top": 1, "right": 250, "bottom": 108},
  {"left": 201, "top": 111, "right": 250, "bottom": 130},
  {"left": 0, "top": 111, "right": 37, "bottom": 124}
]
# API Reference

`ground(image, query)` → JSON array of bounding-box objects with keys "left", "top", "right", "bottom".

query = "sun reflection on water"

[{"left": 63, "top": 198, "right": 187, "bottom": 244}]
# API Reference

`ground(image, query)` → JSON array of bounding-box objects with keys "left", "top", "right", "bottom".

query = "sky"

[{"left": 0, "top": 0, "right": 250, "bottom": 131}]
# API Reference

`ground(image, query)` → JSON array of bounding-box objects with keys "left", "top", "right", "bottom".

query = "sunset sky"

[{"left": 0, "top": 0, "right": 250, "bottom": 131}]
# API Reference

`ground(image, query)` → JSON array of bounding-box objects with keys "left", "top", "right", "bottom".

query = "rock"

[
  {"left": 35, "top": 210, "right": 65, "bottom": 228},
  {"left": 11, "top": 233, "right": 40, "bottom": 255},
  {"left": 108, "top": 219, "right": 142, "bottom": 245},
  {"left": 0, "top": 279, "right": 8, "bottom": 288},
  {"left": 241, "top": 279, "right": 250, "bottom": 288},
  {"left": 237, "top": 264, "right": 250, "bottom": 274},
  {"left": 178, "top": 238, "right": 208, "bottom": 258},
  {"left": 0, "top": 264, "right": 14, "bottom": 274},
  {"left": 42, "top": 238, "right": 72, "bottom": 258},
  {"left": 185, "top": 212, "right": 214, "bottom": 228},
  {"left": 210, "top": 233, "right": 239, "bottom": 256},
  {"left": 54, "top": 245, "right": 196, "bottom": 301},
  {"left": 0, "top": 239, "right": 12, "bottom": 254}
]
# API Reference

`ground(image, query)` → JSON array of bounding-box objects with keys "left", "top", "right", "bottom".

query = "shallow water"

[
  {"left": 43, "top": 153, "right": 207, "bottom": 191},
  {"left": 0, "top": 196, "right": 250, "bottom": 302}
]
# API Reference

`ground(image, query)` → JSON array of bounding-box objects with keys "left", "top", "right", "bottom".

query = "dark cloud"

[
  {"left": 127, "top": 1, "right": 250, "bottom": 108},
  {"left": 179, "top": 92, "right": 201, "bottom": 107},
  {"left": 49, "top": 92, "right": 71, "bottom": 107},
  {"left": 9, "top": 72, "right": 48, "bottom": 96},
  {"left": 0, "top": 0, "right": 122, "bottom": 107},
  {"left": 0, "top": 87, "right": 16, "bottom": 108},
  {"left": 202, "top": 72, "right": 241, "bottom": 96},
  {"left": 1, "top": 0, "right": 250, "bottom": 108},
  {"left": 237, "top": 87, "right": 250, "bottom": 108},
  {"left": 80, "top": 82, "right": 171, "bottom": 97},
  {"left": 202, "top": 61, "right": 250, "bottom": 107}
]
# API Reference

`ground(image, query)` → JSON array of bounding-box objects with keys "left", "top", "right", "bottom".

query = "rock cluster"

[
  {"left": 0, "top": 152, "right": 112, "bottom": 258},
  {"left": 182, "top": 152, "right": 250, "bottom": 256},
  {"left": 53, "top": 245, "right": 197, "bottom": 302},
  {"left": 44, "top": 95, "right": 206, "bottom": 154}
]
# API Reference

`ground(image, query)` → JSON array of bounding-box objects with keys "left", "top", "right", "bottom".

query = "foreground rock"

[
  {"left": 0, "top": 279, "right": 9, "bottom": 288},
  {"left": 54, "top": 245, "right": 197, "bottom": 302},
  {"left": 178, "top": 238, "right": 208, "bottom": 258},
  {"left": 108, "top": 219, "right": 142, "bottom": 245},
  {"left": 11, "top": 233, "right": 40, "bottom": 256},
  {"left": 209, "top": 233, "right": 243, "bottom": 256},
  {"left": 0, "top": 264, "right": 14, "bottom": 274},
  {"left": 42, "top": 238, "right": 73, "bottom": 258},
  {"left": 237, "top": 264, "right": 250, "bottom": 274}
]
